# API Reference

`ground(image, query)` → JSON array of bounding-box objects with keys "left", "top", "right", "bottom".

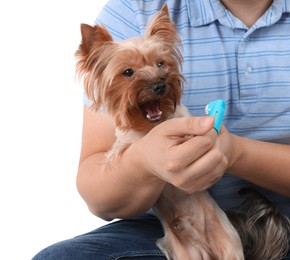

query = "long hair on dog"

[
  {"left": 76, "top": 4, "right": 290, "bottom": 259},
  {"left": 227, "top": 188, "right": 290, "bottom": 260}
]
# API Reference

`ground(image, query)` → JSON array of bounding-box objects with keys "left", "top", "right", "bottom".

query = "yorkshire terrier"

[{"left": 76, "top": 5, "right": 290, "bottom": 260}]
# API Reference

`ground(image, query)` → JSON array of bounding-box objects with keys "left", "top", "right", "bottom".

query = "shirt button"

[{"left": 245, "top": 66, "right": 252, "bottom": 74}]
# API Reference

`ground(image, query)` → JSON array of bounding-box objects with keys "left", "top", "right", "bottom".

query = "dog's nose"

[{"left": 151, "top": 82, "right": 165, "bottom": 95}]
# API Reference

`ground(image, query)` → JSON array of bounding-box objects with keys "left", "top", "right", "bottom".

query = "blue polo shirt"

[{"left": 89, "top": 0, "right": 290, "bottom": 217}]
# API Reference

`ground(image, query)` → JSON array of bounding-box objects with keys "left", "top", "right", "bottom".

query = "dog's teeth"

[
  {"left": 142, "top": 100, "right": 163, "bottom": 122},
  {"left": 146, "top": 111, "right": 162, "bottom": 121}
]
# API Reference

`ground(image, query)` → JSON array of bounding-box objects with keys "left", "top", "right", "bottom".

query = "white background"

[{"left": 0, "top": 0, "right": 108, "bottom": 259}]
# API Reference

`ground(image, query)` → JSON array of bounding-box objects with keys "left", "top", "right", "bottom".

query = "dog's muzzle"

[{"left": 151, "top": 82, "right": 166, "bottom": 96}]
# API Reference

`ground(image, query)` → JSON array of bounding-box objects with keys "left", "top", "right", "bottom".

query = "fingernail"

[{"left": 199, "top": 116, "right": 213, "bottom": 127}]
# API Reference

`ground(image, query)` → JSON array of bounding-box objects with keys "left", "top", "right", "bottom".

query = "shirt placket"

[{"left": 237, "top": 33, "right": 258, "bottom": 99}]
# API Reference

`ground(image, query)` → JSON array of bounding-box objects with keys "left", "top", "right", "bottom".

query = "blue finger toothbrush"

[{"left": 205, "top": 100, "right": 226, "bottom": 134}]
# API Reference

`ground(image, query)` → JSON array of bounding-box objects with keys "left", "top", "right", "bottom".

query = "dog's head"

[{"left": 76, "top": 5, "right": 184, "bottom": 132}]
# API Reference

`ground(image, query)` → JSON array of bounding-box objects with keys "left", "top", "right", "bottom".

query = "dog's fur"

[
  {"left": 227, "top": 188, "right": 290, "bottom": 260},
  {"left": 76, "top": 5, "right": 290, "bottom": 259}
]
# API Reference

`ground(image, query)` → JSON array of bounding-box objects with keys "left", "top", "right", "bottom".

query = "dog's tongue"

[{"left": 144, "top": 101, "right": 162, "bottom": 122}]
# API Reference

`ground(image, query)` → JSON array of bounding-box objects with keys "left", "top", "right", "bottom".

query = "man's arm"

[
  {"left": 77, "top": 106, "right": 221, "bottom": 220},
  {"left": 77, "top": 106, "right": 165, "bottom": 220},
  {"left": 227, "top": 134, "right": 290, "bottom": 197}
]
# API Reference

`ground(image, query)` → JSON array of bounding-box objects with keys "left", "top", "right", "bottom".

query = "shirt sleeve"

[{"left": 95, "top": 0, "right": 141, "bottom": 40}]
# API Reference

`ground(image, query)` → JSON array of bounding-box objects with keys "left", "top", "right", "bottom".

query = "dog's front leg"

[{"left": 154, "top": 184, "right": 244, "bottom": 260}]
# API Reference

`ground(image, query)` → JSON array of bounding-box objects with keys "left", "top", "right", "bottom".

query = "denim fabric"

[
  {"left": 32, "top": 213, "right": 290, "bottom": 259},
  {"left": 32, "top": 214, "right": 165, "bottom": 260}
]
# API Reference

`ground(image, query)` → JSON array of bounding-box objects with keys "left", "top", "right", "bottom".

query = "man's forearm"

[
  {"left": 228, "top": 134, "right": 290, "bottom": 197},
  {"left": 77, "top": 148, "right": 165, "bottom": 221}
]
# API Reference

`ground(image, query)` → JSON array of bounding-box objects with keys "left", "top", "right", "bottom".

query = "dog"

[{"left": 76, "top": 5, "right": 290, "bottom": 259}]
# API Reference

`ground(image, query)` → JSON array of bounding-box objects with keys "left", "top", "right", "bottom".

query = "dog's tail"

[{"left": 226, "top": 188, "right": 290, "bottom": 260}]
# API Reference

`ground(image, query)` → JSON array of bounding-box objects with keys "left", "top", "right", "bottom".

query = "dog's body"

[
  {"left": 76, "top": 5, "right": 290, "bottom": 260},
  {"left": 109, "top": 104, "right": 243, "bottom": 259},
  {"left": 155, "top": 185, "right": 243, "bottom": 259}
]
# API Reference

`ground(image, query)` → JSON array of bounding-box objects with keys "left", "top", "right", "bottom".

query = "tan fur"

[
  {"left": 76, "top": 5, "right": 244, "bottom": 259},
  {"left": 155, "top": 184, "right": 243, "bottom": 259},
  {"left": 76, "top": 5, "right": 183, "bottom": 133}
]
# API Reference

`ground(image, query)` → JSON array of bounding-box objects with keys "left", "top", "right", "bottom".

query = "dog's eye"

[
  {"left": 157, "top": 62, "right": 164, "bottom": 68},
  {"left": 123, "top": 69, "right": 134, "bottom": 77}
]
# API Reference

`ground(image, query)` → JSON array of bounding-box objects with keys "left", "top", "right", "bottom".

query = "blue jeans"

[
  {"left": 32, "top": 213, "right": 290, "bottom": 260},
  {"left": 32, "top": 214, "right": 165, "bottom": 260}
]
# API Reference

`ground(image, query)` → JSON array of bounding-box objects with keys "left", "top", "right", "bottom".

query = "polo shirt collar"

[
  {"left": 186, "top": 0, "right": 222, "bottom": 27},
  {"left": 186, "top": 0, "right": 290, "bottom": 28}
]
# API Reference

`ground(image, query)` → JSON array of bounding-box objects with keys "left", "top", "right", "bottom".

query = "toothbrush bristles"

[{"left": 205, "top": 105, "right": 209, "bottom": 115}]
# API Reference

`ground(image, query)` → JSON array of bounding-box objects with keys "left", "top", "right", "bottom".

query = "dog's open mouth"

[{"left": 140, "top": 100, "right": 162, "bottom": 122}]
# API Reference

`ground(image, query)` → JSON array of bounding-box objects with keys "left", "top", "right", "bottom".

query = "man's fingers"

[
  {"left": 172, "top": 130, "right": 217, "bottom": 167},
  {"left": 157, "top": 116, "right": 214, "bottom": 137}
]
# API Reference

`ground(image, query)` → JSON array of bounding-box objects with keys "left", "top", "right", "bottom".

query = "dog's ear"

[
  {"left": 76, "top": 23, "right": 113, "bottom": 73},
  {"left": 75, "top": 24, "right": 113, "bottom": 111},
  {"left": 78, "top": 24, "right": 113, "bottom": 55},
  {"left": 144, "top": 4, "right": 177, "bottom": 42}
]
